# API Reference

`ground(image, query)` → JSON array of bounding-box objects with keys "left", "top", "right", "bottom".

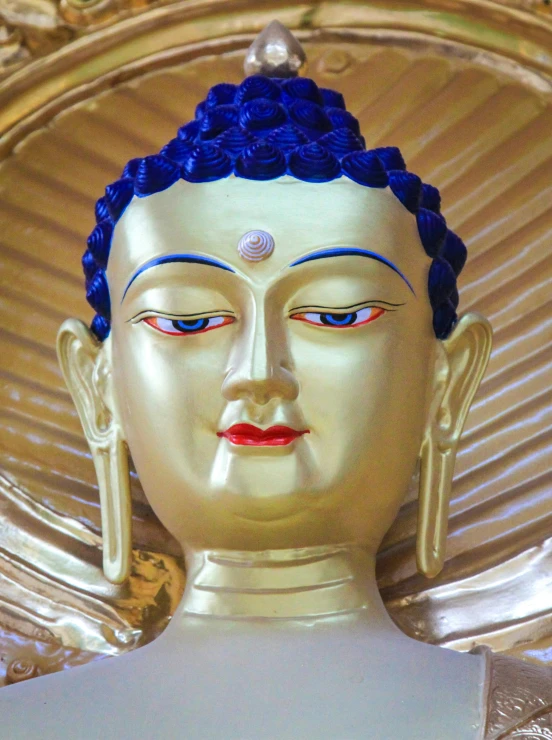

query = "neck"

[{"left": 171, "top": 544, "right": 396, "bottom": 630}]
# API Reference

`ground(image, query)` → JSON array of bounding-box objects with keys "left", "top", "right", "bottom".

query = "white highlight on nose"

[{"left": 237, "top": 230, "right": 275, "bottom": 262}]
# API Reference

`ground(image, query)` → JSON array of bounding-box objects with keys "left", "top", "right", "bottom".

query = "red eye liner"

[{"left": 217, "top": 424, "right": 309, "bottom": 446}]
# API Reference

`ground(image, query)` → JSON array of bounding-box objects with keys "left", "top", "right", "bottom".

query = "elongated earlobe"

[
  {"left": 57, "top": 319, "right": 131, "bottom": 584},
  {"left": 417, "top": 433, "right": 455, "bottom": 578},
  {"left": 417, "top": 313, "right": 492, "bottom": 578},
  {"left": 88, "top": 432, "right": 131, "bottom": 584}
]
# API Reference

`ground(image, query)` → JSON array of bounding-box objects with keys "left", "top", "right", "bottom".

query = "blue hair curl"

[{"left": 86, "top": 75, "right": 467, "bottom": 342}]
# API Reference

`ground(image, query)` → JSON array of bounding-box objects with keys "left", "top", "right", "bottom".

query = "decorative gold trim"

[{"left": 1, "top": 1, "right": 552, "bottom": 148}]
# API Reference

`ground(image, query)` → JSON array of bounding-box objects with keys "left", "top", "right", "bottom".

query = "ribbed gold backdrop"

[{"left": 0, "top": 0, "right": 551, "bottom": 684}]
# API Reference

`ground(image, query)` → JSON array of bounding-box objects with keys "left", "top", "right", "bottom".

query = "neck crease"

[{"left": 177, "top": 545, "right": 392, "bottom": 623}]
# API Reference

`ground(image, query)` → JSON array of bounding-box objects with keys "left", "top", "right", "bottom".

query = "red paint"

[
  {"left": 290, "top": 306, "right": 385, "bottom": 327},
  {"left": 217, "top": 424, "right": 310, "bottom": 446},
  {"left": 144, "top": 316, "right": 234, "bottom": 336}
]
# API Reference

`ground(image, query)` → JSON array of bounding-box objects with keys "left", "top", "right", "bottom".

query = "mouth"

[{"left": 217, "top": 424, "right": 310, "bottom": 447}]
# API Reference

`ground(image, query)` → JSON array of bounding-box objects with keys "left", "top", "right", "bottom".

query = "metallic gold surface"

[
  {"left": 0, "top": 0, "right": 551, "bottom": 683},
  {"left": 60, "top": 176, "right": 490, "bottom": 579},
  {"left": 57, "top": 319, "right": 132, "bottom": 584},
  {"left": 417, "top": 312, "right": 492, "bottom": 579}
]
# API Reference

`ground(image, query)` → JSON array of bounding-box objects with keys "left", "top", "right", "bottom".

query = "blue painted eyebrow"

[
  {"left": 289, "top": 248, "right": 415, "bottom": 295},
  {"left": 122, "top": 254, "right": 235, "bottom": 302}
]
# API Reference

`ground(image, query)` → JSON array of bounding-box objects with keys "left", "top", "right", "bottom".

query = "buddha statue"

[{"left": 1, "top": 21, "right": 550, "bottom": 740}]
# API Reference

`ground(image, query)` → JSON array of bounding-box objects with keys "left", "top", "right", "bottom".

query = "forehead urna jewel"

[{"left": 237, "top": 230, "right": 275, "bottom": 262}]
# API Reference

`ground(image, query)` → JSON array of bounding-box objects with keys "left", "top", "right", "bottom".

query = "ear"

[
  {"left": 416, "top": 312, "right": 492, "bottom": 578},
  {"left": 56, "top": 319, "right": 131, "bottom": 584}
]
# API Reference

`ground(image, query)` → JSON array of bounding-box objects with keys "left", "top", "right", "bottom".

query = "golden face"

[{"left": 104, "top": 176, "right": 440, "bottom": 552}]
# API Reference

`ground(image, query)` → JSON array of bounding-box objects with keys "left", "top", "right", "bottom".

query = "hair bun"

[
  {"left": 388, "top": 171, "right": 422, "bottom": 213},
  {"left": 195, "top": 101, "right": 207, "bottom": 120},
  {"left": 341, "top": 151, "right": 388, "bottom": 187},
  {"left": 84, "top": 76, "right": 466, "bottom": 343},
  {"left": 288, "top": 100, "right": 332, "bottom": 135},
  {"left": 239, "top": 99, "right": 288, "bottom": 132},
  {"left": 421, "top": 183, "right": 441, "bottom": 213},
  {"left": 417, "top": 208, "right": 447, "bottom": 258},
  {"left": 281, "top": 78, "right": 323, "bottom": 105},
  {"left": 82, "top": 250, "right": 98, "bottom": 283},
  {"left": 320, "top": 87, "right": 346, "bottom": 109},
  {"left": 94, "top": 197, "right": 110, "bottom": 224},
  {"left": 373, "top": 146, "right": 406, "bottom": 171},
  {"left": 441, "top": 231, "right": 467, "bottom": 276},
  {"left": 205, "top": 83, "right": 238, "bottom": 109},
  {"left": 266, "top": 124, "right": 309, "bottom": 153},
  {"left": 428, "top": 257, "right": 457, "bottom": 309},
  {"left": 324, "top": 108, "right": 361, "bottom": 136},
  {"left": 160, "top": 138, "right": 194, "bottom": 164},
  {"left": 318, "top": 128, "right": 365, "bottom": 158},
  {"left": 433, "top": 299, "right": 458, "bottom": 340},
  {"left": 134, "top": 155, "right": 180, "bottom": 196},
  {"left": 177, "top": 120, "right": 200, "bottom": 144},
  {"left": 199, "top": 105, "right": 239, "bottom": 141},
  {"left": 181, "top": 145, "right": 233, "bottom": 183},
  {"left": 86, "top": 269, "right": 111, "bottom": 320},
  {"left": 105, "top": 178, "right": 134, "bottom": 221},
  {"left": 214, "top": 126, "right": 258, "bottom": 159},
  {"left": 288, "top": 143, "right": 340, "bottom": 182},
  {"left": 235, "top": 141, "right": 287, "bottom": 180},
  {"left": 235, "top": 75, "right": 281, "bottom": 105},
  {"left": 121, "top": 158, "right": 141, "bottom": 179},
  {"left": 86, "top": 220, "right": 113, "bottom": 268},
  {"left": 91, "top": 314, "right": 111, "bottom": 341}
]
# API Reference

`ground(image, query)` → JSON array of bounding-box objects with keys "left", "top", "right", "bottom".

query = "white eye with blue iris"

[
  {"left": 292, "top": 306, "right": 385, "bottom": 328},
  {"left": 144, "top": 315, "right": 234, "bottom": 336}
]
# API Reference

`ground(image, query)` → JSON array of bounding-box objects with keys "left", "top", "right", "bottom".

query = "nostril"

[{"left": 221, "top": 368, "right": 298, "bottom": 404}]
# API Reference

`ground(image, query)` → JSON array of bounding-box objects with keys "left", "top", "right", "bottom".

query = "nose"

[{"left": 221, "top": 301, "right": 299, "bottom": 405}]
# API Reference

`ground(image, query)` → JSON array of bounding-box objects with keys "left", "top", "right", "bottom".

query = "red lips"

[{"left": 217, "top": 424, "right": 309, "bottom": 446}]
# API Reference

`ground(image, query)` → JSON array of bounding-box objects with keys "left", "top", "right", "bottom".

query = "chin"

[
  {"left": 226, "top": 491, "right": 315, "bottom": 524},
  {"left": 209, "top": 441, "right": 317, "bottom": 500},
  {"left": 174, "top": 489, "right": 343, "bottom": 551}
]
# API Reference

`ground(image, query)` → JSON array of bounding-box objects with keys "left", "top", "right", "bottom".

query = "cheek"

[
  {"left": 291, "top": 323, "right": 433, "bottom": 469},
  {"left": 110, "top": 325, "right": 230, "bottom": 471}
]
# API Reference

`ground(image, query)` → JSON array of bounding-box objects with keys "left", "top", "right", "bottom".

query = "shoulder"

[
  {"left": 0, "top": 647, "right": 158, "bottom": 739},
  {"left": 477, "top": 646, "right": 552, "bottom": 739}
]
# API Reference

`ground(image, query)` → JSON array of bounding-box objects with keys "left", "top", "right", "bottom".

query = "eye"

[
  {"left": 143, "top": 315, "right": 235, "bottom": 336},
  {"left": 290, "top": 306, "right": 385, "bottom": 328}
]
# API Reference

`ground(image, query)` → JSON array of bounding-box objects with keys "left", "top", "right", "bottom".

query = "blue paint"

[
  {"left": 122, "top": 254, "right": 235, "bottom": 302},
  {"left": 322, "top": 313, "right": 356, "bottom": 326},
  {"left": 83, "top": 75, "right": 466, "bottom": 342},
  {"left": 174, "top": 318, "right": 209, "bottom": 332},
  {"left": 235, "top": 141, "right": 287, "bottom": 180},
  {"left": 290, "top": 248, "right": 415, "bottom": 295},
  {"left": 288, "top": 143, "right": 341, "bottom": 183},
  {"left": 341, "top": 151, "right": 388, "bottom": 188}
]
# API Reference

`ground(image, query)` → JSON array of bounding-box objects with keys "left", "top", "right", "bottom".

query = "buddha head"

[{"left": 57, "top": 24, "right": 492, "bottom": 586}]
